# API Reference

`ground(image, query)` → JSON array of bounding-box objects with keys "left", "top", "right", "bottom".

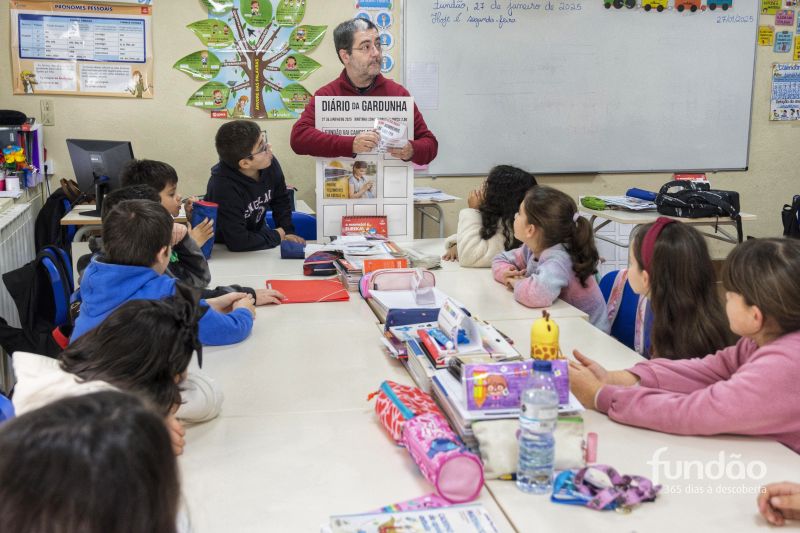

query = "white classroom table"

[
  {"left": 581, "top": 207, "right": 757, "bottom": 247},
  {"left": 486, "top": 317, "right": 799, "bottom": 532}
]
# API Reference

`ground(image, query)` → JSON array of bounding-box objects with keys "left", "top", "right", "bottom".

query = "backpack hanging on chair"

[{"left": 0, "top": 245, "right": 75, "bottom": 357}]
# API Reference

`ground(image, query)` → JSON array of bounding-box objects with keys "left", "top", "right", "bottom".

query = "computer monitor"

[{"left": 66, "top": 139, "right": 134, "bottom": 217}]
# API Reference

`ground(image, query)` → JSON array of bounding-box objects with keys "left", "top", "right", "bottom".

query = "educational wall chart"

[
  {"left": 771, "top": 63, "right": 800, "bottom": 120},
  {"left": 315, "top": 96, "right": 414, "bottom": 240},
  {"left": 9, "top": 1, "right": 154, "bottom": 97},
  {"left": 175, "top": 0, "right": 326, "bottom": 119}
]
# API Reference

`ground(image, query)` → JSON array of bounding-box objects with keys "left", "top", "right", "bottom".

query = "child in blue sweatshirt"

[{"left": 72, "top": 199, "right": 255, "bottom": 345}]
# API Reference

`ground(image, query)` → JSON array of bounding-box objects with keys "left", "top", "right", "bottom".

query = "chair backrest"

[
  {"left": 600, "top": 269, "right": 645, "bottom": 353},
  {"left": 265, "top": 211, "right": 317, "bottom": 241},
  {"left": 0, "top": 393, "right": 14, "bottom": 423}
]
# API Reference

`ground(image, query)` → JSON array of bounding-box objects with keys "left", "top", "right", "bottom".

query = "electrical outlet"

[{"left": 40, "top": 99, "right": 55, "bottom": 126}]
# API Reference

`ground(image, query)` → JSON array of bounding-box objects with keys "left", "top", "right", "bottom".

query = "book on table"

[{"left": 325, "top": 503, "right": 501, "bottom": 533}]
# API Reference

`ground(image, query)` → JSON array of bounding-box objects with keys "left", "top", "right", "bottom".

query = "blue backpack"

[{"left": 0, "top": 245, "right": 75, "bottom": 357}]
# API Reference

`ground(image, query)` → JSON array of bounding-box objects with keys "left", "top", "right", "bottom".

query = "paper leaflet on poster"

[{"left": 374, "top": 118, "right": 407, "bottom": 153}]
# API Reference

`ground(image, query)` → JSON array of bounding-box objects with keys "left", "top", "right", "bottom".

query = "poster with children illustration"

[
  {"left": 315, "top": 96, "right": 415, "bottom": 240},
  {"left": 176, "top": 0, "right": 326, "bottom": 119},
  {"left": 770, "top": 63, "right": 800, "bottom": 121},
  {"left": 9, "top": 1, "right": 154, "bottom": 97}
]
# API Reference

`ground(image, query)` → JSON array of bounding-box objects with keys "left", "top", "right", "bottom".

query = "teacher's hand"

[
  {"left": 388, "top": 141, "right": 414, "bottom": 161},
  {"left": 352, "top": 130, "right": 380, "bottom": 153}
]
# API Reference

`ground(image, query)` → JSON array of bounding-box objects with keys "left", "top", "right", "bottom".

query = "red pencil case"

[{"left": 368, "top": 380, "right": 444, "bottom": 444}]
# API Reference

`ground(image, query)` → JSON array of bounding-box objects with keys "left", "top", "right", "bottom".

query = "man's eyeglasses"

[
  {"left": 352, "top": 41, "right": 382, "bottom": 54},
  {"left": 248, "top": 130, "right": 269, "bottom": 159}
]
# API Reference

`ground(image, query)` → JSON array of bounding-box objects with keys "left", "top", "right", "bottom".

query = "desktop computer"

[{"left": 66, "top": 139, "right": 133, "bottom": 217}]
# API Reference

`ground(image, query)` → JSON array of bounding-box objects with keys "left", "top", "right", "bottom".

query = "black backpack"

[
  {"left": 655, "top": 180, "right": 742, "bottom": 242},
  {"left": 0, "top": 246, "right": 75, "bottom": 357},
  {"left": 782, "top": 195, "right": 800, "bottom": 238}
]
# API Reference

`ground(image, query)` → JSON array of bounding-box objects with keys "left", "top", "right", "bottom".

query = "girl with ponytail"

[{"left": 492, "top": 186, "right": 610, "bottom": 332}]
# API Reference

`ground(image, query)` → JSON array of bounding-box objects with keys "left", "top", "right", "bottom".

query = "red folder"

[{"left": 266, "top": 279, "right": 350, "bottom": 304}]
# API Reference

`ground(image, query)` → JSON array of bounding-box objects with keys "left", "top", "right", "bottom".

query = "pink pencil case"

[
  {"left": 402, "top": 413, "right": 485, "bottom": 503},
  {"left": 359, "top": 268, "right": 436, "bottom": 299}
]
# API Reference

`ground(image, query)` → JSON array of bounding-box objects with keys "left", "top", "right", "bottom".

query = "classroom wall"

[{"left": 1, "top": 2, "right": 797, "bottom": 255}]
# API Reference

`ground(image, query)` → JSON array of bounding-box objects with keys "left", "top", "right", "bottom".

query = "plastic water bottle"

[{"left": 516, "top": 360, "right": 558, "bottom": 494}]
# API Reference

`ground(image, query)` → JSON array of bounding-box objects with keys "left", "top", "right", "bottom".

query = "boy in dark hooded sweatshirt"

[{"left": 205, "top": 120, "right": 305, "bottom": 252}]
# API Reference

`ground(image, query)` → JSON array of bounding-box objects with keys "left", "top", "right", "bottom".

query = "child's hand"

[
  {"left": 255, "top": 288, "right": 286, "bottom": 305},
  {"left": 188, "top": 217, "right": 214, "bottom": 248},
  {"left": 571, "top": 350, "right": 609, "bottom": 384},
  {"left": 758, "top": 482, "right": 800, "bottom": 526},
  {"left": 501, "top": 268, "right": 526, "bottom": 288},
  {"left": 205, "top": 292, "right": 248, "bottom": 313},
  {"left": 284, "top": 234, "right": 306, "bottom": 244},
  {"left": 568, "top": 360, "right": 604, "bottom": 410},
  {"left": 442, "top": 244, "right": 458, "bottom": 261},
  {"left": 165, "top": 415, "right": 185, "bottom": 456},
  {"left": 467, "top": 188, "right": 484, "bottom": 209},
  {"left": 232, "top": 293, "right": 256, "bottom": 317},
  {"left": 183, "top": 196, "right": 198, "bottom": 220}
]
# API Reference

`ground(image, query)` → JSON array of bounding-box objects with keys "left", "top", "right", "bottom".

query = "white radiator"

[{"left": 0, "top": 203, "right": 35, "bottom": 328}]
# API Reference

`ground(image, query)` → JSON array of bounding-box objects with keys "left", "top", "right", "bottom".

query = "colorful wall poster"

[
  {"left": 314, "top": 96, "right": 414, "bottom": 240},
  {"left": 759, "top": 26, "right": 776, "bottom": 46},
  {"left": 795, "top": 35, "right": 800, "bottom": 61},
  {"left": 775, "top": 9, "right": 795, "bottom": 25},
  {"left": 10, "top": 1, "right": 154, "bottom": 97},
  {"left": 775, "top": 31, "right": 793, "bottom": 52},
  {"left": 762, "top": 0, "right": 782, "bottom": 14},
  {"left": 176, "top": 0, "right": 326, "bottom": 119},
  {"left": 770, "top": 63, "right": 800, "bottom": 121}
]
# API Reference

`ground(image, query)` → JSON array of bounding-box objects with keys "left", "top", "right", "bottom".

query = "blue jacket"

[{"left": 71, "top": 258, "right": 253, "bottom": 346}]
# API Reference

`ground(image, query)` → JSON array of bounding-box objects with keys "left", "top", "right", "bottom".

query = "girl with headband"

[
  {"left": 570, "top": 237, "right": 800, "bottom": 454},
  {"left": 617, "top": 216, "right": 732, "bottom": 359}
]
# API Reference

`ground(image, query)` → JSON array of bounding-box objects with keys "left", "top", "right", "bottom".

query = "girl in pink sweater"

[
  {"left": 570, "top": 238, "right": 800, "bottom": 453},
  {"left": 492, "top": 186, "right": 609, "bottom": 332}
]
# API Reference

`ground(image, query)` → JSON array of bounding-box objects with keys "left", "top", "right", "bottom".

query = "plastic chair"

[
  {"left": 0, "top": 393, "right": 14, "bottom": 423},
  {"left": 599, "top": 270, "right": 643, "bottom": 352},
  {"left": 265, "top": 211, "right": 317, "bottom": 241}
]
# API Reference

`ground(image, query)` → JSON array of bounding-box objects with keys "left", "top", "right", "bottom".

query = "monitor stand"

[{"left": 79, "top": 178, "right": 109, "bottom": 218}]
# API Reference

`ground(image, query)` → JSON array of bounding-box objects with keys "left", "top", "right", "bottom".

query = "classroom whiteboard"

[{"left": 403, "top": 0, "right": 758, "bottom": 175}]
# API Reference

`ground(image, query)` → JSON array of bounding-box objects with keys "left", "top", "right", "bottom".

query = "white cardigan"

[
  {"left": 11, "top": 352, "right": 223, "bottom": 423},
  {"left": 444, "top": 208, "right": 507, "bottom": 268}
]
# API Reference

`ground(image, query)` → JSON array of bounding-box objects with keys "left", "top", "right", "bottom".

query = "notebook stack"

[
  {"left": 333, "top": 256, "right": 362, "bottom": 291},
  {"left": 431, "top": 368, "right": 585, "bottom": 455}
]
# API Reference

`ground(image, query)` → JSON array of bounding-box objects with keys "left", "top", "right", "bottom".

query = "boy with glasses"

[
  {"left": 206, "top": 120, "right": 304, "bottom": 251},
  {"left": 290, "top": 17, "right": 438, "bottom": 165}
]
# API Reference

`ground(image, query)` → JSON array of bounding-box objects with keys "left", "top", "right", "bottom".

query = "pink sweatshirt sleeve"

[
  {"left": 511, "top": 252, "right": 571, "bottom": 308},
  {"left": 595, "top": 338, "right": 800, "bottom": 438},
  {"left": 627, "top": 340, "right": 751, "bottom": 394},
  {"left": 492, "top": 248, "right": 524, "bottom": 284}
]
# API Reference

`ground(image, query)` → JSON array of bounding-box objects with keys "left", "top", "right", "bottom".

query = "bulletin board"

[
  {"left": 10, "top": 0, "right": 154, "bottom": 98},
  {"left": 404, "top": 0, "right": 759, "bottom": 175}
]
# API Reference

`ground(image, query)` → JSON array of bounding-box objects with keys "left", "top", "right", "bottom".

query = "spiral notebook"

[{"left": 265, "top": 279, "right": 350, "bottom": 303}]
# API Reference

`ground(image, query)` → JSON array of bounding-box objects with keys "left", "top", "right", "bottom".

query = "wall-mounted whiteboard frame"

[{"left": 403, "top": 0, "right": 758, "bottom": 176}]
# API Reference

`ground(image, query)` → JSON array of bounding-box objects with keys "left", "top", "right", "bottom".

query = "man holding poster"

[{"left": 290, "top": 18, "right": 438, "bottom": 165}]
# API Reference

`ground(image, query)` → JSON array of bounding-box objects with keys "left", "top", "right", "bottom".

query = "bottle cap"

[{"left": 533, "top": 360, "right": 552, "bottom": 373}]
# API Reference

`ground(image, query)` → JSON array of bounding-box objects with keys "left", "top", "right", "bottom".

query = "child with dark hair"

[
  {"left": 624, "top": 218, "right": 733, "bottom": 359},
  {"left": 72, "top": 200, "right": 255, "bottom": 345},
  {"left": 120, "top": 162, "right": 285, "bottom": 305},
  {"left": 570, "top": 237, "right": 800, "bottom": 453},
  {"left": 13, "top": 285, "right": 221, "bottom": 433},
  {"left": 206, "top": 120, "right": 303, "bottom": 252},
  {"left": 492, "top": 186, "right": 609, "bottom": 332},
  {"left": 0, "top": 391, "right": 181, "bottom": 533},
  {"left": 443, "top": 165, "right": 537, "bottom": 267}
]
